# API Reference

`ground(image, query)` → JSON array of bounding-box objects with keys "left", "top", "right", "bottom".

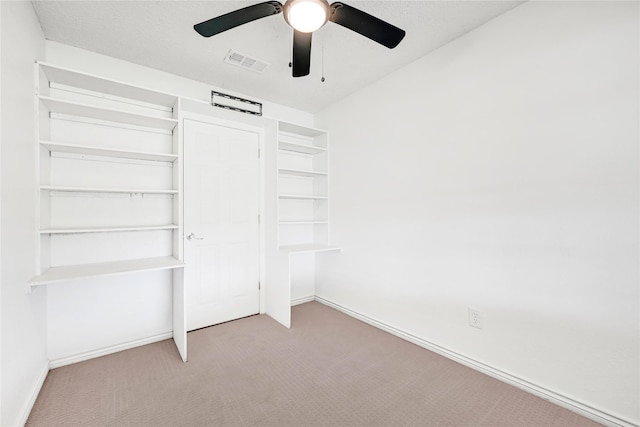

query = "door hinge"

[
  {"left": 258, "top": 214, "right": 260, "bottom": 224},
  {"left": 258, "top": 281, "right": 261, "bottom": 290},
  {"left": 258, "top": 147, "right": 261, "bottom": 158}
]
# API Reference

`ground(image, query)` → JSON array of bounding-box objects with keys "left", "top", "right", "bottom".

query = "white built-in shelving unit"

[
  {"left": 277, "top": 122, "right": 340, "bottom": 254},
  {"left": 26, "top": 62, "right": 340, "bottom": 358},
  {"left": 30, "top": 62, "right": 186, "bottom": 360},
  {"left": 32, "top": 62, "right": 183, "bottom": 284}
]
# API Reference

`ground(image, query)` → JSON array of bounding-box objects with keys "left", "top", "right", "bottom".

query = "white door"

[{"left": 184, "top": 119, "right": 260, "bottom": 331}]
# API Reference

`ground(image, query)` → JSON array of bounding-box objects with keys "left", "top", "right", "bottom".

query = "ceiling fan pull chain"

[
  {"left": 321, "top": 32, "right": 326, "bottom": 82},
  {"left": 289, "top": 27, "right": 293, "bottom": 68}
]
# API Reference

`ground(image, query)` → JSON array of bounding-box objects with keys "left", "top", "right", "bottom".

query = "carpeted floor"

[{"left": 27, "top": 301, "right": 602, "bottom": 426}]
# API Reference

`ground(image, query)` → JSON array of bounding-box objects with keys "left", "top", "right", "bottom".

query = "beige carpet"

[{"left": 27, "top": 301, "right": 602, "bottom": 426}]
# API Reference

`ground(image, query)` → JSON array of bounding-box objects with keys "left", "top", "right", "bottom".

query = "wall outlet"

[{"left": 468, "top": 308, "right": 483, "bottom": 329}]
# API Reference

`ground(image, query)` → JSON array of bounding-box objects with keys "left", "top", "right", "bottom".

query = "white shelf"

[
  {"left": 41, "top": 185, "right": 178, "bottom": 195},
  {"left": 279, "top": 194, "right": 328, "bottom": 200},
  {"left": 40, "top": 224, "right": 179, "bottom": 235},
  {"left": 279, "top": 141, "right": 327, "bottom": 155},
  {"left": 40, "top": 141, "right": 177, "bottom": 162},
  {"left": 278, "top": 168, "right": 328, "bottom": 178},
  {"left": 39, "top": 62, "right": 178, "bottom": 109},
  {"left": 28, "top": 256, "right": 185, "bottom": 287},
  {"left": 279, "top": 244, "right": 342, "bottom": 254},
  {"left": 279, "top": 221, "right": 328, "bottom": 225},
  {"left": 278, "top": 122, "right": 326, "bottom": 138},
  {"left": 39, "top": 96, "right": 178, "bottom": 131}
]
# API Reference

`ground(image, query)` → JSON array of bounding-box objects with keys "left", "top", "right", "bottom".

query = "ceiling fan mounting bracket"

[{"left": 268, "top": 1, "right": 283, "bottom": 15}]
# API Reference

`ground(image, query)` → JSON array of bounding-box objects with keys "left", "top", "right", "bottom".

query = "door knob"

[{"left": 186, "top": 233, "right": 204, "bottom": 241}]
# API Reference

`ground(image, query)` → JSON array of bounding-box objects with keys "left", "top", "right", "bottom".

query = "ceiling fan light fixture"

[{"left": 285, "top": 0, "right": 329, "bottom": 33}]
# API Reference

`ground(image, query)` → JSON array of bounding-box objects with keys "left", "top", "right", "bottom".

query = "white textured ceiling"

[{"left": 31, "top": 1, "right": 524, "bottom": 113}]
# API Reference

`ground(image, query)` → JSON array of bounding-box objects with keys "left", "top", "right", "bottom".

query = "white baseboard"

[
  {"left": 49, "top": 332, "right": 173, "bottom": 369},
  {"left": 314, "top": 296, "right": 636, "bottom": 427},
  {"left": 291, "top": 295, "right": 315, "bottom": 306},
  {"left": 18, "top": 360, "right": 50, "bottom": 427}
]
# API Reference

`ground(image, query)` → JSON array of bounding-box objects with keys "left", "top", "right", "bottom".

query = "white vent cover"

[{"left": 224, "top": 50, "right": 270, "bottom": 73}]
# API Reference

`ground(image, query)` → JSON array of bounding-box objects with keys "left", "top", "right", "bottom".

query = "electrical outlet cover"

[{"left": 468, "top": 308, "right": 483, "bottom": 329}]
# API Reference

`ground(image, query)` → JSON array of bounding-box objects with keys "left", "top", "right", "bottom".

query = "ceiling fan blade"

[
  {"left": 292, "top": 30, "right": 312, "bottom": 77},
  {"left": 194, "top": 1, "right": 283, "bottom": 38},
  {"left": 329, "top": 2, "right": 405, "bottom": 49}
]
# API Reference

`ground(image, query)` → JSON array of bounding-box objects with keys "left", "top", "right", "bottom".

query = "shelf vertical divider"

[{"left": 173, "top": 98, "right": 187, "bottom": 361}]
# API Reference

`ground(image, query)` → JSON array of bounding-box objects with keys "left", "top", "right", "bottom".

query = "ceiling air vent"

[{"left": 224, "top": 50, "right": 270, "bottom": 73}]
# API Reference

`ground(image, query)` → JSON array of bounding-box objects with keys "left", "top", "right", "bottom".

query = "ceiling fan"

[{"left": 194, "top": 0, "right": 406, "bottom": 77}]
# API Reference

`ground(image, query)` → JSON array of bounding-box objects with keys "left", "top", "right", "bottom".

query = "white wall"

[
  {"left": 0, "top": 2, "right": 48, "bottom": 426},
  {"left": 42, "top": 42, "right": 314, "bottom": 364},
  {"left": 315, "top": 1, "right": 639, "bottom": 425}
]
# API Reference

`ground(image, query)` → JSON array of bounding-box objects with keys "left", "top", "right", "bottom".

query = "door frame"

[{"left": 180, "top": 111, "right": 267, "bottom": 315}]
